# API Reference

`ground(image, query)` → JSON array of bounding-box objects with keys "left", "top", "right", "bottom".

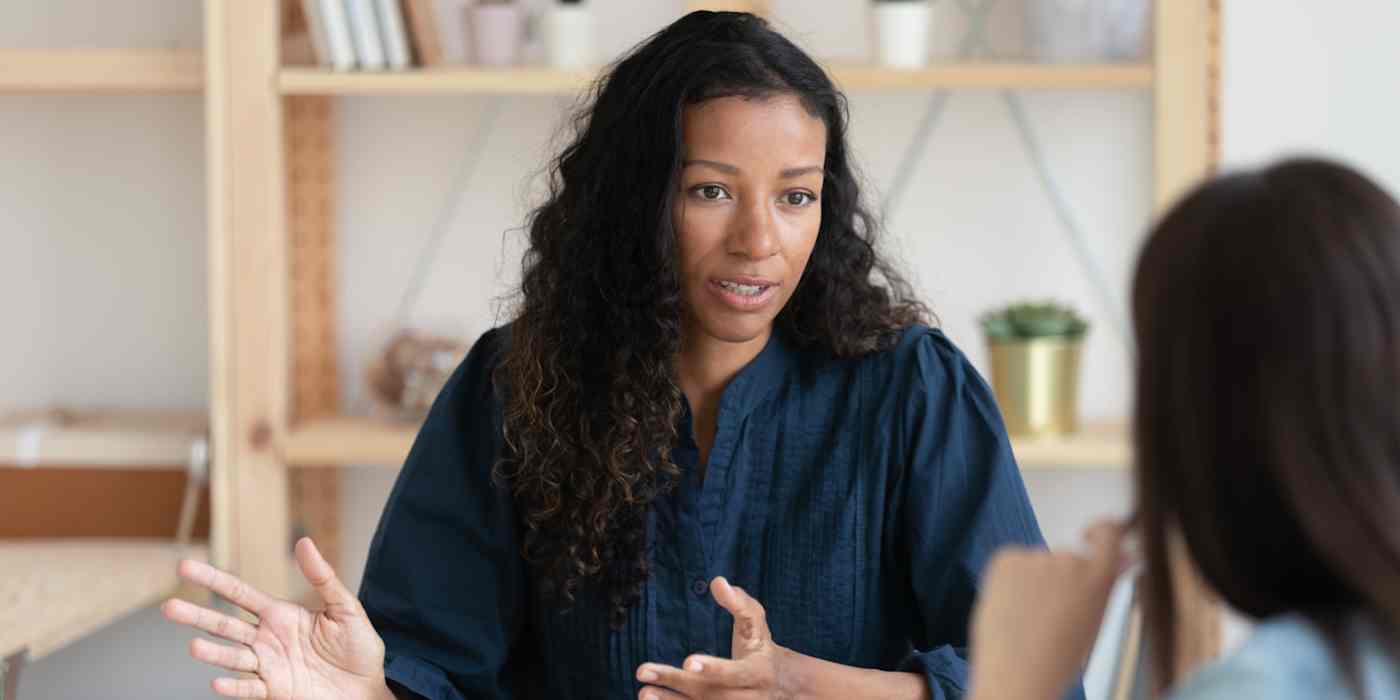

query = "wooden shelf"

[
  {"left": 278, "top": 62, "right": 1152, "bottom": 96},
  {"left": 288, "top": 415, "right": 1128, "bottom": 470},
  {"left": 285, "top": 416, "right": 418, "bottom": 467},
  {"left": 0, "top": 408, "right": 207, "bottom": 468},
  {"left": 0, "top": 49, "right": 203, "bottom": 94},
  {"left": 0, "top": 539, "right": 208, "bottom": 661},
  {"left": 1010, "top": 422, "right": 1131, "bottom": 470}
]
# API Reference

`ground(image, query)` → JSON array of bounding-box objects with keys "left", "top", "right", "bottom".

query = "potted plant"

[
  {"left": 980, "top": 301, "right": 1090, "bottom": 437},
  {"left": 871, "top": 0, "right": 933, "bottom": 68},
  {"left": 469, "top": 0, "right": 525, "bottom": 66},
  {"left": 545, "top": 0, "right": 593, "bottom": 69}
]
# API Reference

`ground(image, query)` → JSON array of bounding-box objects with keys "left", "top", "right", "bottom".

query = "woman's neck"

[{"left": 675, "top": 325, "right": 771, "bottom": 472}]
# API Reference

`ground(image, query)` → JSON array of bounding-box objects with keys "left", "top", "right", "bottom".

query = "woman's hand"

[
  {"left": 635, "top": 576, "right": 798, "bottom": 699},
  {"left": 967, "top": 520, "right": 1131, "bottom": 700},
  {"left": 634, "top": 578, "right": 930, "bottom": 700},
  {"left": 162, "top": 537, "right": 389, "bottom": 700}
]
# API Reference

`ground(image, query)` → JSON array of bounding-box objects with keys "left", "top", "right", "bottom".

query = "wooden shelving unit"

[
  {"left": 0, "top": 409, "right": 211, "bottom": 690},
  {"left": 0, "top": 49, "right": 203, "bottom": 93},
  {"left": 279, "top": 61, "right": 1152, "bottom": 96}
]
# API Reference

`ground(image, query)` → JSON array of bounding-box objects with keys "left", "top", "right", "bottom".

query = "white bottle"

[{"left": 545, "top": 0, "right": 594, "bottom": 70}]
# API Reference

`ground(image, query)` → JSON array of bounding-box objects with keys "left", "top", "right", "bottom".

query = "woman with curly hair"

[{"left": 163, "top": 10, "right": 1059, "bottom": 700}]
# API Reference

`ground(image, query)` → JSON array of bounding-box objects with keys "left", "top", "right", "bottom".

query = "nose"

[{"left": 726, "top": 197, "right": 780, "bottom": 260}]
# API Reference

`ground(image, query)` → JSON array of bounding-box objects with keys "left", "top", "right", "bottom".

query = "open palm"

[{"left": 162, "top": 537, "right": 387, "bottom": 700}]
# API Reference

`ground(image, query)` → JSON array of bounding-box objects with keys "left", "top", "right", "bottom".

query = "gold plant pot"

[{"left": 987, "top": 337, "right": 1083, "bottom": 437}]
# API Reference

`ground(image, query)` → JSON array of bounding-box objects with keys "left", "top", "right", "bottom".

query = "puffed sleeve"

[
  {"left": 358, "top": 328, "right": 536, "bottom": 700},
  {"left": 890, "top": 327, "right": 1085, "bottom": 700}
]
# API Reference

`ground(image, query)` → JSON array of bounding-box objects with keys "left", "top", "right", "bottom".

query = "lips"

[{"left": 708, "top": 276, "right": 779, "bottom": 311}]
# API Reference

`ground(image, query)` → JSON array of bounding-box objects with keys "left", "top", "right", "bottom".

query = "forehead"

[{"left": 680, "top": 94, "right": 827, "bottom": 166}]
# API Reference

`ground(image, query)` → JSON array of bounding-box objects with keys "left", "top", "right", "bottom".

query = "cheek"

[
  {"left": 783, "top": 217, "right": 821, "bottom": 276},
  {"left": 674, "top": 207, "right": 729, "bottom": 276}
]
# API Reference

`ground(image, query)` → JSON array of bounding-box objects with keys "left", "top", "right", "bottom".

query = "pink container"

[{"left": 469, "top": 3, "right": 525, "bottom": 66}]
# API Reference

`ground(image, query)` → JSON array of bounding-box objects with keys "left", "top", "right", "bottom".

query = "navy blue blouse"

[{"left": 360, "top": 324, "right": 1081, "bottom": 700}]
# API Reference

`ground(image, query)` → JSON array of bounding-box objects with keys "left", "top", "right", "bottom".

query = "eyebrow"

[{"left": 683, "top": 160, "right": 823, "bottom": 179}]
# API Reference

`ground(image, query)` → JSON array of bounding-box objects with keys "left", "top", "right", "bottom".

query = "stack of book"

[{"left": 300, "top": 0, "right": 448, "bottom": 71}]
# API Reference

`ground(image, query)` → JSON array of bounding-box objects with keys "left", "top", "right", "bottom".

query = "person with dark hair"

[
  {"left": 964, "top": 157, "right": 1400, "bottom": 699},
  {"left": 162, "top": 11, "right": 1064, "bottom": 700}
]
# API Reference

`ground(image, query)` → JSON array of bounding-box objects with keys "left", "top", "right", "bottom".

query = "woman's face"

[{"left": 673, "top": 94, "right": 826, "bottom": 348}]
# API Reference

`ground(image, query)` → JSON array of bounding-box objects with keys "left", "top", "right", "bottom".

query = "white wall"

[{"left": 8, "top": 1, "right": 1398, "bottom": 697}]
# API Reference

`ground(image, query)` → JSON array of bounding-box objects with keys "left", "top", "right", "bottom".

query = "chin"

[{"left": 692, "top": 311, "right": 776, "bottom": 345}]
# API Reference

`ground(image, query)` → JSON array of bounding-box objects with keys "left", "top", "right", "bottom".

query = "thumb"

[
  {"left": 295, "top": 537, "right": 360, "bottom": 615},
  {"left": 711, "top": 577, "right": 769, "bottom": 651}
]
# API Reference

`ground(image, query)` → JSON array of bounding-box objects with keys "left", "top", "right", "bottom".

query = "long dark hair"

[
  {"left": 1132, "top": 157, "right": 1400, "bottom": 691},
  {"left": 495, "top": 11, "right": 926, "bottom": 627}
]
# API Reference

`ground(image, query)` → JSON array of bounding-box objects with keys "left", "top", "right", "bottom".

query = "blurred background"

[{"left": 2, "top": 0, "right": 1397, "bottom": 697}]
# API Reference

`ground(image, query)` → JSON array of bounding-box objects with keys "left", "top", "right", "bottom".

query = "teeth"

[{"left": 720, "top": 281, "right": 766, "bottom": 296}]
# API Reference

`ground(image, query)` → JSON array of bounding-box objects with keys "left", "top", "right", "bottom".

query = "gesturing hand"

[
  {"left": 636, "top": 577, "right": 797, "bottom": 699},
  {"left": 162, "top": 537, "right": 388, "bottom": 700},
  {"left": 967, "top": 520, "right": 1132, "bottom": 700}
]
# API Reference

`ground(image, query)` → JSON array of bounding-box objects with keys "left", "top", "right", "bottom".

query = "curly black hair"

[{"left": 495, "top": 10, "right": 928, "bottom": 628}]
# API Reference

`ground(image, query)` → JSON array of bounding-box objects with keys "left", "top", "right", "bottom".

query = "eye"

[
  {"left": 784, "top": 191, "right": 816, "bottom": 206},
  {"left": 693, "top": 184, "right": 731, "bottom": 201}
]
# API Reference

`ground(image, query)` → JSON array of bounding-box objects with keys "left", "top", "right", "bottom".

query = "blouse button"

[{"left": 691, "top": 578, "right": 708, "bottom": 596}]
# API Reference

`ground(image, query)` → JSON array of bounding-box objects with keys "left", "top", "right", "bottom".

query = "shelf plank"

[
  {"left": 0, "top": 408, "right": 207, "bottom": 468},
  {"left": 279, "top": 62, "right": 1152, "bottom": 96},
  {"left": 1009, "top": 422, "right": 1131, "bottom": 470},
  {"left": 279, "top": 66, "right": 597, "bottom": 95},
  {"left": 0, "top": 540, "right": 208, "bottom": 661},
  {"left": 285, "top": 416, "right": 418, "bottom": 467},
  {"left": 288, "top": 416, "right": 1128, "bottom": 470},
  {"left": 831, "top": 62, "right": 1152, "bottom": 90},
  {"left": 0, "top": 49, "right": 203, "bottom": 94}
]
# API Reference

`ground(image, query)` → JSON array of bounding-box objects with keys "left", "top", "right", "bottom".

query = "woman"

[
  {"left": 966, "top": 158, "right": 1400, "bottom": 699},
  {"left": 163, "top": 11, "right": 1061, "bottom": 700}
]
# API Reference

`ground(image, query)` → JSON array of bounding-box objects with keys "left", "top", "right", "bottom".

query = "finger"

[
  {"left": 190, "top": 637, "right": 258, "bottom": 673},
  {"left": 212, "top": 677, "right": 269, "bottom": 699},
  {"left": 711, "top": 577, "right": 770, "bottom": 647},
  {"left": 294, "top": 537, "right": 359, "bottom": 614},
  {"left": 681, "top": 654, "right": 751, "bottom": 687},
  {"left": 178, "top": 558, "right": 275, "bottom": 617},
  {"left": 637, "top": 663, "right": 704, "bottom": 696},
  {"left": 1081, "top": 520, "right": 1129, "bottom": 578},
  {"left": 638, "top": 686, "right": 690, "bottom": 700},
  {"left": 162, "top": 598, "right": 258, "bottom": 646}
]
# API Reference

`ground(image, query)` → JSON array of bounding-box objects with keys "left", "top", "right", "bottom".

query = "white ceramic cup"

[
  {"left": 545, "top": 3, "right": 594, "bottom": 69},
  {"left": 872, "top": 1, "right": 933, "bottom": 69}
]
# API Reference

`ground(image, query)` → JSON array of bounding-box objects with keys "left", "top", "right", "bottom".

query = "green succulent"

[{"left": 981, "top": 301, "right": 1089, "bottom": 341}]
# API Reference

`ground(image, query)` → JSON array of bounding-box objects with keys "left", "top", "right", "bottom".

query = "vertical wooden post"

[
  {"left": 206, "top": 0, "right": 292, "bottom": 599},
  {"left": 1154, "top": 0, "right": 1215, "bottom": 209},
  {"left": 287, "top": 95, "right": 342, "bottom": 576},
  {"left": 1153, "top": 0, "right": 1224, "bottom": 678}
]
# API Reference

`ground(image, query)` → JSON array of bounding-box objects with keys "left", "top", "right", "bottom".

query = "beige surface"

[
  {"left": 0, "top": 408, "right": 206, "bottom": 468},
  {"left": 0, "top": 49, "right": 203, "bottom": 93},
  {"left": 279, "top": 62, "right": 1152, "bottom": 96},
  {"left": 0, "top": 540, "right": 207, "bottom": 661}
]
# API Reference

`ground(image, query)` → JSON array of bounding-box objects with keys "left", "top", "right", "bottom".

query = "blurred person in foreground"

[{"left": 968, "top": 157, "right": 1400, "bottom": 699}]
